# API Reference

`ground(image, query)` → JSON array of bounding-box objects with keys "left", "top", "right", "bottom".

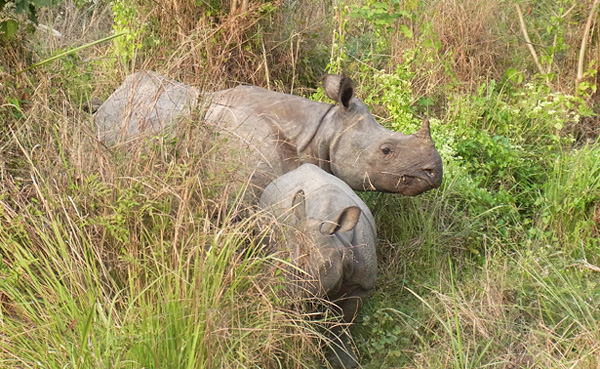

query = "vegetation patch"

[{"left": 1, "top": 0, "right": 599, "bottom": 368}]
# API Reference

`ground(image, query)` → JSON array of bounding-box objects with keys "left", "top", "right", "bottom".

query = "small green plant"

[
  {"left": 327, "top": 0, "right": 415, "bottom": 73},
  {"left": 577, "top": 61, "right": 598, "bottom": 99},
  {"left": 537, "top": 1, "right": 571, "bottom": 81},
  {"left": 362, "top": 62, "right": 418, "bottom": 131},
  {"left": 536, "top": 145, "right": 600, "bottom": 255},
  {"left": 349, "top": 0, "right": 412, "bottom": 40},
  {"left": 358, "top": 305, "right": 414, "bottom": 368},
  {"left": 0, "top": 0, "right": 61, "bottom": 40},
  {"left": 111, "top": 0, "right": 146, "bottom": 70}
]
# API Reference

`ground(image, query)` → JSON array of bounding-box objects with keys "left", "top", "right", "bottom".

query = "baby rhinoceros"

[{"left": 258, "top": 164, "right": 377, "bottom": 369}]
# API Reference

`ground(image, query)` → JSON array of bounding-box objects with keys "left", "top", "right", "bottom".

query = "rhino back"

[
  {"left": 205, "top": 87, "right": 335, "bottom": 191},
  {"left": 95, "top": 71, "right": 199, "bottom": 144},
  {"left": 260, "top": 164, "right": 375, "bottom": 231},
  {"left": 205, "top": 85, "right": 331, "bottom": 144}
]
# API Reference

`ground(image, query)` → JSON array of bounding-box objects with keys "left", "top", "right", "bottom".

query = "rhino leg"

[
  {"left": 324, "top": 286, "right": 371, "bottom": 369},
  {"left": 327, "top": 324, "right": 359, "bottom": 369},
  {"left": 336, "top": 286, "right": 371, "bottom": 322}
]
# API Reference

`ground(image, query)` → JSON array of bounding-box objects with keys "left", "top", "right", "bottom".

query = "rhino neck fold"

[
  {"left": 210, "top": 86, "right": 335, "bottom": 162},
  {"left": 296, "top": 104, "right": 335, "bottom": 153},
  {"left": 295, "top": 105, "right": 338, "bottom": 173}
]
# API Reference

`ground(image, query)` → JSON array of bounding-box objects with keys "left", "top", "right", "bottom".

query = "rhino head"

[
  {"left": 288, "top": 189, "right": 362, "bottom": 297},
  {"left": 322, "top": 74, "right": 443, "bottom": 196}
]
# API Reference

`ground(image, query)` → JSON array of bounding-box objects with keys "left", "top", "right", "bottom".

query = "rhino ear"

[
  {"left": 322, "top": 74, "right": 354, "bottom": 109},
  {"left": 319, "top": 206, "right": 361, "bottom": 235},
  {"left": 291, "top": 190, "right": 306, "bottom": 222}
]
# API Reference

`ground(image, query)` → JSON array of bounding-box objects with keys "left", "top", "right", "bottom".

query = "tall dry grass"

[
  {"left": 0, "top": 3, "right": 348, "bottom": 365},
  {"left": 419, "top": 0, "right": 509, "bottom": 91},
  {"left": 0, "top": 65, "right": 342, "bottom": 367}
]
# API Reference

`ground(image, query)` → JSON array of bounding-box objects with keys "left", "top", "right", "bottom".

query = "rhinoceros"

[
  {"left": 95, "top": 71, "right": 200, "bottom": 143},
  {"left": 95, "top": 71, "right": 443, "bottom": 197},
  {"left": 258, "top": 163, "right": 377, "bottom": 369}
]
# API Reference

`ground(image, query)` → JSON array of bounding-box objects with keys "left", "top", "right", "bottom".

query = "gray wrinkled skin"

[
  {"left": 205, "top": 75, "right": 443, "bottom": 196},
  {"left": 259, "top": 164, "right": 377, "bottom": 369},
  {"left": 95, "top": 71, "right": 199, "bottom": 144},
  {"left": 95, "top": 71, "right": 443, "bottom": 197}
]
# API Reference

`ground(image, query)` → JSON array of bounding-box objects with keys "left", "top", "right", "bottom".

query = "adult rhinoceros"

[
  {"left": 95, "top": 71, "right": 443, "bottom": 197},
  {"left": 258, "top": 163, "right": 377, "bottom": 369}
]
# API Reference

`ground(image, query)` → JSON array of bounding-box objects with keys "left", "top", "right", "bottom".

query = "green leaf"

[
  {"left": 417, "top": 97, "right": 434, "bottom": 107},
  {"left": 399, "top": 24, "right": 412, "bottom": 39},
  {"left": 32, "top": 0, "right": 54, "bottom": 6},
  {"left": 27, "top": 3, "right": 38, "bottom": 24},
  {"left": 504, "top": 67, "right": 524, "bottom": 84},
  {"left": 0, "top": 19, "right": 19, "bottom": 40},
  {"left": 578, "top": 81, "right": 591, "bottom": 91},
  {"left": 14, "top": 0, "right": 28, "bottom": 13}
]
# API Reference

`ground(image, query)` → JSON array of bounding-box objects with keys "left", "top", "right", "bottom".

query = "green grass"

[
  {"left": 354, "top": 139, "right": 600, "bottom": 368},
  {"left": 0, "top": 105, "right": 326, "bottom": 368}
]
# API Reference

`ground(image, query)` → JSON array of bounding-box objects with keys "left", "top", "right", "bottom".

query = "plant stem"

[
  {"left": 515, "top": 4, "right": 546, "bottom": 80},
  {"left": 577, "top": 0, "right": 600, "bottom": 84},
  {"left": 12, "top": 32, "right": 126, "bottom": 77}
]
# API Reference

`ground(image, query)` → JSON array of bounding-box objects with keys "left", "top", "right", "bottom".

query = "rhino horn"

[
  {"left": 323, "top": 74, "right": 354, "bottom": 109},
  {"left": 413, "top": 118, "right": 433, "bottom": 141}
]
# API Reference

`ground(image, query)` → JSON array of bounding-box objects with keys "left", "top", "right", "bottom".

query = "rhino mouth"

[
  {"left": 397, "top": 174, "right": 436, "bottom": 187},
  {"left": 362, "top": 171, "right": 436, "bottom": 195},
  {"left": 393, "top": 174, "right": 437, "bottom": 196}
]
